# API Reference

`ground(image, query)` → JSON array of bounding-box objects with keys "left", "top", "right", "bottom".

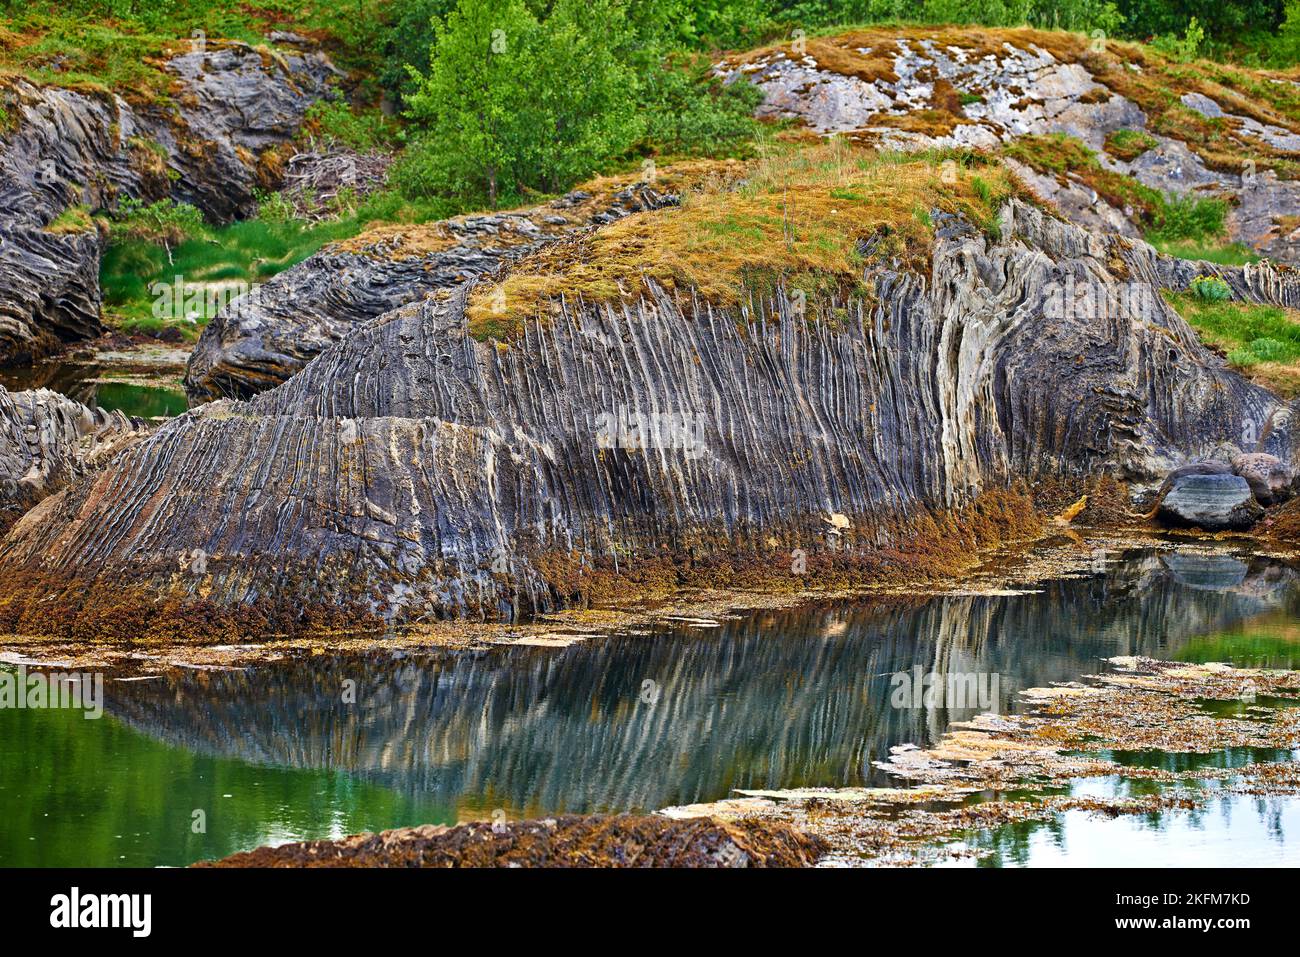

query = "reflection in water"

[
  {"left": 0, "top": 359, "right": 187, "bottom": 418},
  {"left": 4, "top": 548, "right": 1299, "bottom": 867}
]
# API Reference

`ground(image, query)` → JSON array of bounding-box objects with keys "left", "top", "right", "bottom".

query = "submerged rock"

[
  {"left": 1, "top": 198, "right": 1294, "bottom": 631},
  {"left": 1157, "top": 473, "right": 1264, "bottom": 530},
  {"left": 0, "top": 41, "right": 336, "bottom": 364},
  {"left": 0, "top": 386, "right": 142, "bottom": 534}
]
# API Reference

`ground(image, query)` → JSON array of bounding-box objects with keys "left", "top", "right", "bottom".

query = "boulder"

[
  {"left": 1157, "top": 473, "right": 1265, "bottom": 531},
  {"left": 1231, "top": 452, "right": 1294, "bottom": 506}
]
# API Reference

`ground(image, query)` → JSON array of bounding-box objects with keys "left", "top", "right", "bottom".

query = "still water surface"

[{"left": 3, "top": 548, "right": 1299, "bottom": 866}]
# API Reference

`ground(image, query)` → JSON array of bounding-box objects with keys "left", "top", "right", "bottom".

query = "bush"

[
  {"left": 1190, "top": 274, "right": 1233, "bottom": 303},
  {"left": 638, "top": 55, "right": 764, "bottom": 156},
  {"left": 403, "top": 0, "right": 639, "bottom": 205},
  {"left": 108, "top": 197, "right": 205, "bottom": 262}
]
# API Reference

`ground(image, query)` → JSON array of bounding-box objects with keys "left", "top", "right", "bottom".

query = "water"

[
  {"left": 0, "top": 356, "right": 188, "bottom": 419},
  {"left": 2, "top": 547, "right": 1299, "bottom": 867}
]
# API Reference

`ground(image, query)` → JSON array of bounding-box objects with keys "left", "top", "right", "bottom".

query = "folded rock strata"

[
  {"left": 183, "top": 181, "right": 680, "bottom": 402},
  {"left": 1, "top": 200, "right": 1295, "bottom": 629},
  {"left": 0, "top": 385, "right": 143, "bottom": 534},
  {"left": 0, "top": 40, "right": 337, "bottom": 364}
]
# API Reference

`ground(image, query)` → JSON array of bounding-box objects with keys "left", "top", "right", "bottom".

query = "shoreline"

[{"left": 2, "top": 521, "right": 1281, "bottom": 673}]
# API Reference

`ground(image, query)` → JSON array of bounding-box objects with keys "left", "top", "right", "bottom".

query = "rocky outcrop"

[
  {"left": 0, "top": 386, "right": 142, "bottom": 533},
  {"left": 720, "top": 27, "right": 1300, "bottom": 260},
  {"left": 1, "top": 198, "right": 1296, "bottom": 631},
  {"left": 184, "top": 182, "right": 678, "bottom": 401},
  {"left": 0, "top": 40, "right": 337, "bottom": 364}
]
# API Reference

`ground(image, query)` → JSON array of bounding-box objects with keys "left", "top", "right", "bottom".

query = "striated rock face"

[
  {"left": 1, "top": 200, "right": 1296, "bottom": 628},
  {"left": 1157, "top": 472, "right": 1264, "bottom": 530},
  {"left": 0, "top": 386, "right": 143, "bottom": 534},
  {"left": 184, "top": 182, "right": 678, "bottom": 402},
  {"left": 720, "top": 27, "right": 1300, "bottom": 261},
  {"left": 0, "top": 40, "right": 337, "bottom": 364}
]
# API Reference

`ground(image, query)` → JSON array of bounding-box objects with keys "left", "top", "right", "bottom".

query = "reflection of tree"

[{"left": 107, "top": 551, "right": 1297, "bottom": 816}]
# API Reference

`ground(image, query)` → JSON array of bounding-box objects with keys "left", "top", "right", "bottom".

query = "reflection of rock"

[
  {"left": 1158, "top": 473, "right": 1264, "bottom": 531},
  {"left": 1160, "top": 554, "right": 1249, "bottom": 591},
  {"left": 103, "top": 550, "right": 1294, "bottom": 814}
]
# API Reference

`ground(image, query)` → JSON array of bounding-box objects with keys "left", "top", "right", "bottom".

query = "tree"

[{"left": 404, "top": 0, "right": 538, "bottom": 206}]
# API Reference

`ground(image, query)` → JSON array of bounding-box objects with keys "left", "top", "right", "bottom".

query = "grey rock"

[
  {"left": 0, "top": 41, "right": 336, "bottom": 364},
  {"left": 1157, "top": 472, "right": 1265, "bottom": 530},
  {"left": 0, "top": 385, "right": 143, "bottom": 533},
  {"left": 2, "top": 200, "right": 1295, "bottom": 625},
  {"left": 1232, "top": 452, "right": 1294, "bottom": 506},
  {"left": 184, "top": 183, "right": 678, "bottom": 401}
]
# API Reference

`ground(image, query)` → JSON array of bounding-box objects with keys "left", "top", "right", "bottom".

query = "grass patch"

[
  {"left": 1165, "top": 288, "right": 1300, "bottom": 395},
  {"left": 466, "top": 142, "right": 1025, "bottom": 341},
  {"left": 43, "top": 203, "right": 94, "bottom": 234},
  {"left": 1004, "top": 133, "right": 1229, "bottom": 244},
  {"left": 1104, "top": 128, "right": 1158, "bottom": 161},
  {"left": 1148, "top": 238, "right": 1261, "bottom": 265}
]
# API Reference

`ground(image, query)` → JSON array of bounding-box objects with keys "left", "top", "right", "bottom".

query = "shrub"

[{"left": 1190, "top": 274, "right": 1232, "bottom": 303}]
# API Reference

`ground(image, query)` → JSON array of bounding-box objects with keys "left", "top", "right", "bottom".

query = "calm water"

[
  {"left": 3, "top": 548, "right": 1300, "bottom": 867},
  {"left": 0, "top": 359, "right": 187, "bottom": 419}
]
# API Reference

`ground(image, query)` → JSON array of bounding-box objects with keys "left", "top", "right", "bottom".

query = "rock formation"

[
  {"left": 2, "top": 194, "right": 1296, "bottom": 632},
  {"left": 0, "top": 39, "right": 337, "bottom": 364},
  {"left": 183, "top": 180, "right": 682, "bottom": 401},
  {"left": 0, "top": 386, "right": 143, "bottom": 534},
  {"left": 719, "top": 27, "right": 1300, "bottom": 260}
]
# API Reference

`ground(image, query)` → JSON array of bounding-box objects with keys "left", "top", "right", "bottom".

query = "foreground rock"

[
  {"left": 0, "top": 386, "right": 142, "bottom": 533},
  {"left": 722, "top": 26, "right": 1300, "bottom": 260},
  {"left": 0, "top": 40, "right": 337, "bottom": 364},
  {"left": 184, "top": 174, "right": 694, "bottom": 401},
  {"left": 1156, "top": 472, "right": 1265, "bottom": 531},
  {"left": 2, "top": 185, "right": 1295, "bottom": 636},
  {"left": 195, "top": 814, "right": 825, "bottom": 868}
]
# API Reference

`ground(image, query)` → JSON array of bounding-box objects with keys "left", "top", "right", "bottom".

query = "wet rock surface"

[
  {"left": 0, "top": 385, "right": 143, "bottom": 534},
  {"left": 184, "top": 181, "right": 679, "bottom": 402},
  {"left": 3, "top": 200, "right": 1295, "bottom": 629},
  {"left": 196, "top": 814, "right": 826, "bottom": 867},
  {"left": 0, "top": 41, "right": 336, "bottom": 364}
]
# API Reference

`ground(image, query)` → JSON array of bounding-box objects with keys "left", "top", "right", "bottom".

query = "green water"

[
  {"left": 0, "top": 360, "right": 188, "bottom": 419},
  {"left": 3, "top": 547, "right": 1300, "bottom": 867},
  {"left": 0, "top": 705, "right": 459, "bottom": 868}
]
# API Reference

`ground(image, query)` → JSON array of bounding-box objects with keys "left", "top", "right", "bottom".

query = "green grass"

[
  {"left": 1149, "top": 238, "right": 1261, "bottom": 266},
  {"left": 99, "top": 188, "right": 467, "bottom": 332},
  {"left": 1165, "top": 288, "right": 1300, "bottom": 395}
]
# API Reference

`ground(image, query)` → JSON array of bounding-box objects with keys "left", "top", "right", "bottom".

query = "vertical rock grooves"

[{"left": 0, "top": 201, "right": 1293, "bottom": 633}]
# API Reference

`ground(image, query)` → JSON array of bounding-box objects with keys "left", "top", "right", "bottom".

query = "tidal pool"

[
  {"left": 2, "top": 547, "right": 1299, "bottom": 867},
  {"left": 0, "top": 356, "right": 188, "bottom": 419}
]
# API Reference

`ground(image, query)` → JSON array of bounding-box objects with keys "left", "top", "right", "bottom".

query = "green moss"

[{"left": 1104, "top": 128, "right": 1158, "bottom": 161}]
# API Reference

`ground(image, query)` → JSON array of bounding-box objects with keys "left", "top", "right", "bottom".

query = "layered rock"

[
  {"left": 0, "top": 386, "right": 142, "bottom": 533},
  {"left": 1, "top": 199, "right": 1295, "bottom": 630},
  {"left": 0, "top": 40, "right": 337, "bottom": 364},
  {"left": 183, "top": 181, "right": 679, "bottom": 402},
  {"left": 720, "top": 27, "right": 1300, "bottom": 260}
]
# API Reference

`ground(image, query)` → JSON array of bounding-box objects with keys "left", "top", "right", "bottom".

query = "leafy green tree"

[{"left": 403, "top": 0, "right": 538, "bottom": 205}]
